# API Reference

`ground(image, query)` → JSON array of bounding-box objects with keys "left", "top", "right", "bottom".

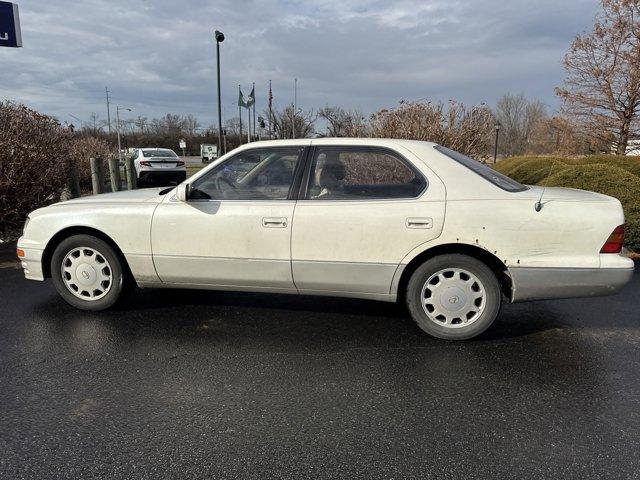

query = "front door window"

[{"left": 190, "top": 147, "right": 304, "bottom": 200}]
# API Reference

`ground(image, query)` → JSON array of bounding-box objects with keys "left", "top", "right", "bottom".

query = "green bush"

[
  {"left": 495, "top": 156, "right": 567, "bottom": 177},
  {"left": 495, "top": 156, "right": 640, "bottom": 251},
  {"left": 563, "top": 155, "right": 640, "bottom": 178},
  {"left": 506, "top": 158, "right": 568, "bottom": 185}
]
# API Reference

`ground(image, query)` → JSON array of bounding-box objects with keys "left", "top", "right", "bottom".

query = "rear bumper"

[
  {"left": 137, "top": 170, "right": 186, "bottom": 186},
  {"left": 510, "top": 262, "right": 635, "bottom": 302}
]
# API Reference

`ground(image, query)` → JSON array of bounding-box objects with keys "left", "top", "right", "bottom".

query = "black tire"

[
  {"left": 405, "top": 254, "right": 502, "bottom": 340},
  {"left": 50, "top": 234, "right": 128, "bottom": 311}
]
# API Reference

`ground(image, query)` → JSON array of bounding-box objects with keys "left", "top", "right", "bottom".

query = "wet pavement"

[{"left": 1, "top": 262, "right": 639, "bottom": 479}]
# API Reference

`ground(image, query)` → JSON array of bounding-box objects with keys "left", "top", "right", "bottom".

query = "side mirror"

[{"left": 175, "top": 183, "right": 190, "bottom": 202}]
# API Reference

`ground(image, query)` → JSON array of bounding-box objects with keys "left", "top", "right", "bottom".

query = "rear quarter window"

[{"left": 434, "top": 145, "right": 528, "bottom": 192}]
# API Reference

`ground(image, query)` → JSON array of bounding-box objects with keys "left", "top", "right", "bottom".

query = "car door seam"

[
  {"left": 149, "top": 201, "right": 164, "bottom": 283},
  {"left": 290, "top": 199, "right": 301, "bottom": 294}
]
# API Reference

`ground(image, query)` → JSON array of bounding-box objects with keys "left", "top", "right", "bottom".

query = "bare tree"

[
  {"left": 88, "top": 113, "right": 104, "bottom": 134},
  {"left": 223, "top": 118, "right": 241, "bottom": 136},
  {"left": 271, "top": 105, "right": 316, "bottom": 139},
  {"left": 317, "top": 106, "right": 368, "bottom": 137},
  {"left": 161, "top": 114, "right": 183, "bottom": 135},
  {"left": 367, "top": 100, "right": 495, "bottom": 158},
  {"left": 182, "top": 114, "right": 200, "bottom": 136},
  {"left": 556, "top": 0, "right": 640, "bottom": 155},
  {"left": 133, "top": 116, "right": 148, "bottom": 134},
  {"left": 494, "top": 93, "right": 548, "bottom": 156}
]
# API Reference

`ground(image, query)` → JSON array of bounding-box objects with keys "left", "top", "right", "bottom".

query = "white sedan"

[
  {"left": 17, "top": 139, "right": 634, "bottom": 340},
  {"left": 131, "top": 147, "right": 186, "bottom": 187}
]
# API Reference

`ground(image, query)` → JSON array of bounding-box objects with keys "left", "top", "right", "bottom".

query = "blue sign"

[{"left": 0, "top": 1, "right": 22, "bottom": 48}]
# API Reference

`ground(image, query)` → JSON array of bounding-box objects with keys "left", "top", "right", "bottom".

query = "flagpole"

[
  {"left": 268, "top": 80, "right": 273, "bottom": 139},
  {"left": 238, "top": 84, "right": 243, "bottom": 145},
  {"left": 252, "top": 82, "right": 256, "bottom": 141},
  {"left": 292, "top": 77, "right": 297, "bottom": 139},
  {"left": 247, "top": 106, "right": 251, "bottom": 143}
]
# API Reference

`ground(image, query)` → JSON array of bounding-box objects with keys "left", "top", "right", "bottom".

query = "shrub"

[
  {"left": 506, "top": 158, "right": 568, "bottom": 185},
  {"left": 496, "top": 155, "right": 640, "bottom": 178},
  {"left": 0, "top": 102, "right": 73, "bottom": 236},
  {"left": 562, "top": 155, "right": 640, "bottom": 177}
]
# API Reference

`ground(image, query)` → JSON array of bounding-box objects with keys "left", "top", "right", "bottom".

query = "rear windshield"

[
  {"left": 434, "top": 146, "right": 528, "bottom": 192},
  {"left": 142, "top": 149, "right": 177, "bottom": 158}
]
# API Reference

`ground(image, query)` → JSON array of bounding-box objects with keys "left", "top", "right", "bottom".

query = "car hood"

[
  {"left": 519, "top": 186, "right": 618, "bottom": 203},
  {"left": 55, "top": 187, "right": 169, "bottom": 205}
]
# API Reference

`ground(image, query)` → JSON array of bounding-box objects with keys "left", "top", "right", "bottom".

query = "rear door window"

[{"left": 306, "top": 147, "right": 427, "bottom": 200}]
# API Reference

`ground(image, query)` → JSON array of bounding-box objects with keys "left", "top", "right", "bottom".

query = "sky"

[{"left": 0, "top": 0, "right": 599, "bottom": 129}]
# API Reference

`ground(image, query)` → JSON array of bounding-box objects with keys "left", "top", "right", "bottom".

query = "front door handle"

[
  {"left": 406, "top": 217, "right": 433, "bottom": 229},
  {"left": 262, "top": 217, "right": 288, "bottom": 228}
]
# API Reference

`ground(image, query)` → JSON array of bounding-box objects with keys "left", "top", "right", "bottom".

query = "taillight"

[
  {"left": 176, "top": 161, "right": 185, "bottom": 166},
  {"left": 140, "top": 161, "right": 151, "bottom": 166},
  {"left": 16, "top": 248, "right": 25, "bottom": 258},
  {"left": 600, "top": 225, "right": 625, "bottom": 254}
]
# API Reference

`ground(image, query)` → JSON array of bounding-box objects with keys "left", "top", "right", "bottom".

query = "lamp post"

[
  {"left": 493, "top": 123, "right": 501, "bottom": 164},
  {"left": 116, "top": 105, "right": 132, "bottom": 165},
  {"left": 214, "top": 30, "right": 225, "bottom": 155}
]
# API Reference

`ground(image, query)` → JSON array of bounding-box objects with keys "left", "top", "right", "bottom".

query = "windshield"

[
  {"left": 142, "top": 149, "right": 178, "bottom": 158},
  {"left": 434, "top": 146, "right": 528, "bottom": 192}
]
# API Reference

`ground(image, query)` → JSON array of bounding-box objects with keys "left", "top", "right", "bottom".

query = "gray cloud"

[{"left": 0, "top": 0, "right": 598, "bottom": 127}]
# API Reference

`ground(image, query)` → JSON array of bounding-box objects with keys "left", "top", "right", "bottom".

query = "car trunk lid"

[
  {"left": 143, "top": 157, "right": 181, "bottom": 168},
  {"left": 520, "top": 186, "right": 617, "bottom": 203}
]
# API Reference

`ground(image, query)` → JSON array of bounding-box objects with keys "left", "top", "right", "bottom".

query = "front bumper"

[
  {"left": 16, "top": 238, "right": 45, "bottom": 281},
  {"left": 510, "top": 261, "right": 635, "bottom": 302}
]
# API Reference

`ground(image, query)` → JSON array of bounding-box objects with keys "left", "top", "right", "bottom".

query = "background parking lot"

[{"left": 1, "top": 257, "right": 638, "bottom": 479}]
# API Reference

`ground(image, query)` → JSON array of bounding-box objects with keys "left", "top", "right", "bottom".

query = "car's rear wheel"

[
  {"left": 406, "top": 254, "right": 502, "bottom": 340},
  {"left": 51, "top": 234, "right": 127, "bottom": 311}
]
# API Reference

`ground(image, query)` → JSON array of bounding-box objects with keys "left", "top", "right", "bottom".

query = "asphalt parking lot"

[{"left": 1, "top": 258, "right": 639, "bottom": 479}]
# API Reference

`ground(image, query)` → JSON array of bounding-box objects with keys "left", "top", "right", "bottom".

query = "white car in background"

[
  {"left": 131, "top": 148, "right": 186, "bottom": 187},
  {"left": 17, "top": 138, "right": 634, "bottom": 340}
]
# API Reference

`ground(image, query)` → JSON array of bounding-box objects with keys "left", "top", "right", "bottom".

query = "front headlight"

[{"left": 23, "top": 216, "right": 30, "bottom": 235}]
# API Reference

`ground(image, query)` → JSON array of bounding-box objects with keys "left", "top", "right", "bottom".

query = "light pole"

[
  {"left": 493, "top": 123, "right": 501, "bottom": 164},
  {"left": 214, "top": 30, "right": 225, "bottom": 155},
  {"left": 116, "top": 105, "right": 132, "bottom": 165}
]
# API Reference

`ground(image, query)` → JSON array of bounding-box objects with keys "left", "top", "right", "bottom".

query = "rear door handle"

[
  {"left": 262, "top": 217, "right": 288, "bottom": 228},
  {"left": 406, "top": 217, "right": 433, "bottom": 229}
]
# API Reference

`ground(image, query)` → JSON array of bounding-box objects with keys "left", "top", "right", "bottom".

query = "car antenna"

[{"left": 535, "top": 157, "right": 559, "bottom": 212}]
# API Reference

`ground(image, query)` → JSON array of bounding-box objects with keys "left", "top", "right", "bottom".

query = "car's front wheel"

[
  {"left": 406, "top": 254, "right": 502, "bottom": 340},
  {"left": 51, "top": 234, "right": 127, "bottom": 311}
]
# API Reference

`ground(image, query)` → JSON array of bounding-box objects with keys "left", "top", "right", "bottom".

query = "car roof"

[
  {"left": 314, "top": 137, "right": 437, "bottom": 148},
  {"left": 232, "top": 138, "right": 438, "bottom": 150}
]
